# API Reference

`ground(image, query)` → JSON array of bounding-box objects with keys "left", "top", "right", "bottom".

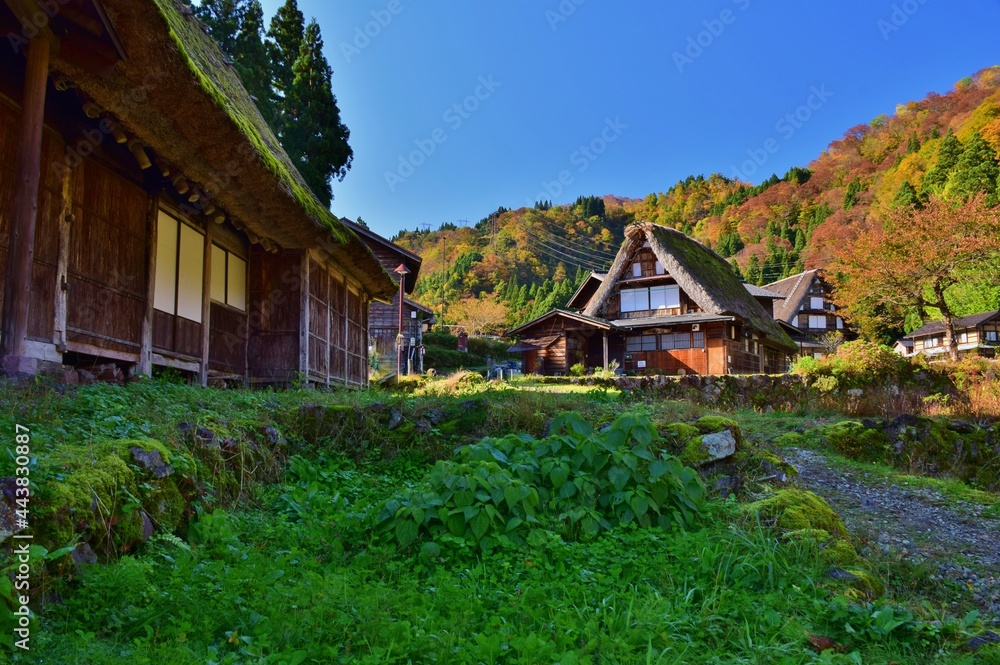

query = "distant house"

[
  {"left": 893, "top": 339, "right": 914, "bottom": 357},
  {"left": 338, "top": 219, "right": 434, "bottom": 375},
  {"left": 765, "top": 269, "right": 852, "bottom": 358},
  {"left": 902, "top": 310, "right": 1000, "bottom": 358},
  {"left": 0, "top": 0, "right": 397, "bottom": 387},
  {"left": 507, "top": 223, "right": 797, "bottom": 376}
]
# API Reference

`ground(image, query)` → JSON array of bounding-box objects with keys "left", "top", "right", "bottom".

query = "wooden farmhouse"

[
  {"left": 508, "top": 223, "right": 797, "bottom": 376},
  {"left": 901, "top": 310, "right": 1000, "bottom": 358},
  {"left": 764, "top": 269, "right": 853, "bottom": 359},
  {"left": 0, "top": 0, "right": 399, "bottom": 387},
  {"left": 340, "top": 218, "right": 435, "bottom": 375}
]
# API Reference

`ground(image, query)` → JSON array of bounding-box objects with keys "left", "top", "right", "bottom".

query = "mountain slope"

[{"left": 393, "top": 66, "right": 1000, "bottom": 330}]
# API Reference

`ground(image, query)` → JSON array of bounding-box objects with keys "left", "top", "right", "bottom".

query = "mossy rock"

[
  {"left": 784, "top": 528, "right": 858, "bottom": 564},
  {"left": 822, "top": 421, "right": 887, "bottom": 462},
  {"left": 756, "top": 452, "right": 799, "bottom": 482},
  {"left": 662, "top": 422, "right": 700, "bottom": 444},
  {"left": 680, "top": 436, "right": 711, "bottom": 465},
  {"left": 694, "top": 416, "right": 743, "bottom": 447},
  {"left": 828, "top": 566, "right": 885, "bottom": 600},
  {"left": 41, "top": 439, "right": 193, "bottom": 554},
  {"left": 743, "top": 488, "right": 848, "bottom": 536},
  {"left": 773, "top": 432, "right": 805, "bottom": 447}
]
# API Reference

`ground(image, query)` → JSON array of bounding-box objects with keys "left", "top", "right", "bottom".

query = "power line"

[
  {"left": 524, "top": 237, "right": 609, "bottom": 272},
  {"left": 529, "top": 227, "right": 620, "bottom": 261},
  {"left": 523, "top": 232, "right": 611, "bottom": 271},
  {"left": 523, "top": 229, "right": 619, "bottom": 265}
]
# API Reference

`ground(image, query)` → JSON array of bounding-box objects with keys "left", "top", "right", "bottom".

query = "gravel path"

[{"left": 780, "top": 447, "right": 1000, "bottom": 624}]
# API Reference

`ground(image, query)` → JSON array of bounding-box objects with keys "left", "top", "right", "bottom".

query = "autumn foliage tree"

[
  {"left": 450, "top": 294, "right": 509, "bottom": 337},
  {"left": 833, "top": 196, "right": 1000, "bottom": 359}
]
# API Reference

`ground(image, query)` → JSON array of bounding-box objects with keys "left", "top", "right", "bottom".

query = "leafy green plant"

[
  {"left": 374, "top": 412, "right": 706, "bottom": 552},
  {"left": 569, "top": 362, "right": 587, "bottom": 377}
]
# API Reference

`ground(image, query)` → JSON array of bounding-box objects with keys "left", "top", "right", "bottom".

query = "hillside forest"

[{"left": 394, "top": 66, "right": 1000, "bottom": 340}]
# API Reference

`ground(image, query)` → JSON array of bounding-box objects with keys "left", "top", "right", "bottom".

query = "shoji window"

[
  {"left": 154, "top": 210, "right": 204, "bottom": 323},
  {"left": 210, "top": 245, "right": 247, "bottom": 311}
]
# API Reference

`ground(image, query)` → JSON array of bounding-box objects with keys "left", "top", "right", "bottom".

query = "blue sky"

[{"left": 258, "top": 0, "right": 1000, "bottom": 239}]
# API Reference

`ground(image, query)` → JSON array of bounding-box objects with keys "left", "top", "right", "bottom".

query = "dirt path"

[{"left": 779, "top": 447, "right": 1000, "bottom": 625}]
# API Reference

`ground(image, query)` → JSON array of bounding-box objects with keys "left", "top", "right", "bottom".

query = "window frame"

[{"left": 210, "top": 243, "right": 248, "bottom": 312}]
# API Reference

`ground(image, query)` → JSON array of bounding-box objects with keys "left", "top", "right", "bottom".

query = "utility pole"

[{"left": 394, "top": 263, "right": 410, "bottom": 383}]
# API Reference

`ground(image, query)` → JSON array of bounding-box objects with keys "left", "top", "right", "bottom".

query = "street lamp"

[{"left": 394, "top": 263, "right": 410, "bottom": 384}]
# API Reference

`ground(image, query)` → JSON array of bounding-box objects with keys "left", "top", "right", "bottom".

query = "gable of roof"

[
  {"left": 340, "top": 218, "right": 422, "bottom": 293},
  {"left": 507, "top": 309, "right": 613, "bottom": 337},
  {"left": 566, "top": 272, "right": 605, "bottom": 310},
  {"left": 744, "top": 283, "right": 784, "bottom": 299},
  {"left": 764, "top": 269, "right": 821, "bottom": 324},
  {"left": 904, "top": 310, "right": 1000, "bottom": 339},
  {"left": 583, "top": 223, "right": 796, "bottom": 352},
  {"left": 54, "top": 0, "right": 396, "bottom": 300}
]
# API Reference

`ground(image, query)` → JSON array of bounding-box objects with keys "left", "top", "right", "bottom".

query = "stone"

[
  {"left": 966, "top": 631, "right": 1000, "bottom": 651},
  {"left": 387, "top": 408, "right": 404, "bottom": 430},
  {"left": 140, "top": 511, "right": 154, "bottom": 541},
  {"left": 130, "top": 447, "right": 174, "bottom": 478},
  {"left": 415, "top": 419, "right": 433, "bottom": 434},
  {"left": 76, "top": 368, "right": 96, "bottom": 385},
  {"left": 71, "top": 542, "right": 98, "bottom": 570},
  {"left": 1, "top": 355, "right": 39, "bottom": 376},
  {"left": 712, "top": 475, "right": 742, "bottom": 497},
  {"left": 699, "top": 430, "right": 737, "bottom": 462},
  {"left": 195, "top": 427, "right": 217, "bottom": 448},
  {"left": 260, "top": 425, "right": 281, "bottom": 445},
  {"left": 0, "top": 477, "right": 21, "bottom": 541}
]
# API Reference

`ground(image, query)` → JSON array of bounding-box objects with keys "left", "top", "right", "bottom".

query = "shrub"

[
  {"left": 822, "top": 421, "right": 888, "bottom": 462},
  {"left": 569, "top": 363, "right": 587, "bottom": 377},
  {"left": 374, "top": 412, "right": 706, "bottom": 552},
  {"left": 793, "top": 340, "right": 907, "bottom": 390}
]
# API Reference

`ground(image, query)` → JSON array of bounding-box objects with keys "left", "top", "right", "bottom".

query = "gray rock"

[
  {"left": 700, "top": 430, "right": 736, "bottom": 462},
  {"left": 71, "top": 542, "right": 98, "bottom": 570},
  {"left": 966, "top": 631, "right": 1000, "bottom": 651},
  {"left": 387, "top": 408, "right": 404, "bottom": 430},
  {"left": 130, "top": 447, "right": 174, "bottom": 478}
]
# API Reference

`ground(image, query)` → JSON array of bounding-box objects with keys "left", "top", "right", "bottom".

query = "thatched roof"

[
  {"left": 763, "top": 269, "right": 822, "bottom": 324},
  {"left": 53, "top": 0, "right": 396, "bottom": 300},
  {"left": 584, "top": 223, "right": 796, "bottom": 352}
]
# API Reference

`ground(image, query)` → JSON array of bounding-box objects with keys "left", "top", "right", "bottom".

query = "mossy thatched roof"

[
  {"left": 584, "top": 223, "right": 797, "bottom": 352},
  {"left": 53, "top": 0, "right": 396, "bottom": 300}
]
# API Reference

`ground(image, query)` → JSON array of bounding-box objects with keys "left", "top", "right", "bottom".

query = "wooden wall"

[
  {"left": 66, "top": 147, "right": 148, "bottom": 360},
  {"left": 0, "top": 96, "right": 63, "bottom": 345},
  {"left": 247, "top": 249, "right": 301, "bottom": 382}
]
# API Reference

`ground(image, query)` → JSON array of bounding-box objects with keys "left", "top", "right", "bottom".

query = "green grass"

[
  {"left": 0, "top": 378, "right": 992, "bottom": 663},
  {"left": 25, "top": 455, "right": 982, "bottom": 664}
]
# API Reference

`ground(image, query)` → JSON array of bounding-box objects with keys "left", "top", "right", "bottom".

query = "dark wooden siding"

[
  {"left": 0, "top": 97, "right": 63, "bottom": 342},
  {"left": 247, "top": 249, "right": 301, "bottom": 382},
  {"left": 209, "top": 302, "right": 247, "bottom": 374},
  {"left": 66, "top": 158, "right": 147, "bottom": 357}
]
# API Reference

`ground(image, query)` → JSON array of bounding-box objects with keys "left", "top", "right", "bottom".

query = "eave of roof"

[
  {"left": 904, "top": 310, "right": 1000, "bottom": 339},
  {"left": 56, "top": 0, "right": 397, "bottom": 301},
  {"left": 610, "top": 314, "right": 735, "bottom": 329},
  {"left": 507, "top": 308, "right": 614, "bottom": 336}
]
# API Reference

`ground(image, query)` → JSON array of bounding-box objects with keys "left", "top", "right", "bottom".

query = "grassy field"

[{"left": 1, "top": 375, "right": 997, "bottom": 663}]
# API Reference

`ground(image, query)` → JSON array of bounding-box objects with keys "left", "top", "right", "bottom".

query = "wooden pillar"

[
  {"left": 362, "top": 293, "right": 370, "bottom": 386},
  {"left": 342, "top": 277, "right": 348, "bottom": 387},
  {"left": 198, "top": 225, "right": 212, "bottom": 386},
  {"left": 602, "top": 331, "right": 609, "bottom": 370},
  {"left": 324, "top": 269, "right": 332, "bottom": 388},
  {"left": 299, "top": 252, "right": 310, "bottom": 381},
  {"left": 138, "top": 197, "right": 159, "bottom": 375},
  {"left": 1, "top": 37, "right": 50, "bottom": 362},
  {"left": 53, "top": 161, "right": 75, "bottom": 354}
]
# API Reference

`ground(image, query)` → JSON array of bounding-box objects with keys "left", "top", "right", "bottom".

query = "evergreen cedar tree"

[
  {"left": 195, "top": 0, "right": 352, "bottom": 207},
  {"left": 833, "top": 195, "right": 1000, "bottom": 361}
]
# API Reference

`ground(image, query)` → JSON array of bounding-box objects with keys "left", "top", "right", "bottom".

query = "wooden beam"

[
  {"left": 199, "top": 225, "right": 212, "bottom": 386},
  {"left": 171, "top": 175, "right": 189, "bottom": 194},
  {"left": 82, "top": 101, "right": 102, "bottom": 119},
  {"left": 128, "top": 139, "right": 152, "bottom": 170},
  {"left": 53, "top": 162, "right": 75, "bottom": 353},
  {"left": 1, "top": 36, "right": 49, "bottom": 362},
  {"left": 109, "top": 122, "right": 127, "bottom": 144},
  {"left": 299, "top": 252, "right": 310, "bottom": 380},
  {"left": 138, "top": 195, "right": 159, "bottom": 375},
  {"left": 153, "top": 156, "right": 171, "bottom": 177}
]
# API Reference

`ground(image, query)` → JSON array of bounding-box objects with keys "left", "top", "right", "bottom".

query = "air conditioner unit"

[{"left": 691, "top": 324, "right": 700, "bottom": 332}]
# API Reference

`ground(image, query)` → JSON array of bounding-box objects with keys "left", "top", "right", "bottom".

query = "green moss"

[
  {"left": 821, "top": 539, "right": 860, "bottom": 565},
  {"left": 743, "top": 488, "right": 848, "bottom": 536},
  {"left": 662, "top": 422, "right": 700, "bottom": 446},
  {"left": 694, "top": 416, "right": 743, "bottom": 447},
  {"left": 773, "top": 432, "right": 805, "bottom": 447},
  {"left": 784, "top": 528, "right": 832, "bottom": 543},
  {"left": 144, "top": 479, "right": 185, "bottom": 533},
  {"left": 834, "top": 566, "right": 885, "bottom": 600},
  {"left": 680, "top": 436, "right": 711, "bottom": 465},
  {"left": 822, "top": 421, "right": 887, "bottom": 462}
]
